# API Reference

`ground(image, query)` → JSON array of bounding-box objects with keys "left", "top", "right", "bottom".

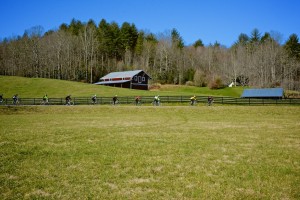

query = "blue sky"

[{"left": 1, "top": 0, "right": 299, "bottom": 47}]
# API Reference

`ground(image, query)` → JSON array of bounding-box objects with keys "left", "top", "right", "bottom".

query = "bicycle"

[
  {"left": 91, "top": 100, "right": 98, "bottom": 105},
  {"left": 66, "top": 100, "right": 74, "bottom": 106},
  {"left": 190, "top": 100, "right": 197, "bottom": 106},
  {"left": 91, "top": 95, "right": 98, "bottom": 105},
  {"left": 111, "top": 100, "right": 120, "bottom": 106},
  {"left": 152, "top": 100, "right": 161, "bottom": 106},
  {"left": 12, "top": 100, "right": 20, "bottom": 105},
  {"left": 134, "top": 99, "right": 143, "bottom": 106},
  {"left": 207, "top": 100, "right": 213, "bottom": 106},
  {"left": 0, "top": 95, "right": 3, "bottom": 105},
  {"left": 40, "top": 100, "right": 50, "bottom": 105},
  {"left": 135, "top": 101, "right": 142, "bottom": 106},
  {"left": 207, "top": 96, "right": 214, "bottom": 106}
]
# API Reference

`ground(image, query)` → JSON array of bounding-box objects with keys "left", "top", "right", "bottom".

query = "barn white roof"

[{"left": 100, "top": 70, "right": 144, "bottom": 80}]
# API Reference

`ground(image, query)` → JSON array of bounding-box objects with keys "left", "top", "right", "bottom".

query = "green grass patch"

[
  {"left": 0, "top": 106, "right": 299, "bottom": 199},
  {"left": 0, "top": 76, "right": 244, "bottom": 98},
  {"left": 156, "top": 84, "right": 245, "bottom": 97}
]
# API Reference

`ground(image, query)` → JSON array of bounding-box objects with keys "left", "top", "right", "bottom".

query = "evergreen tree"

[
  {"left": 87, "top": 19, "right": 96, "bottom": 28},
  {"left": 250, "top": 28, "right": 261, "bottom": 44},
  {"left": 97, "top": 19, "right": 109, "bottom": 55},
  {"left": 109, "top": 22, "right": 122, "bottom": 60},
  {"left": 213, "top": 41, "right": 220, "bottom": 48},
  {"left": 59, "top": 23, "right": 68, "bottom": 32},
  {"left": 145, "top": 33, "right": 158, "bottom": 43},
  {"left": 135, "top": 31, "right": 144, "bottom": 56},
  {"left": 171, "top": 28, "right": 184, "bottom": 49},
  {"left": 260, "top": 32, "right": 272, "bottom": 43},
  {"left": 120, "top": 22, "right": 138, "bottom": 54},
  {"left": 284, "top": 33, "right": 300, "bottom": 60},
  {"left": 235, "top": 33, "right": 249, "bottom": 46},
  {"left": 69, "top": 18, "right": 84, "bottom": 36},
  {"left": 193, "top": 39, "right": 204, "bottom": 48}
]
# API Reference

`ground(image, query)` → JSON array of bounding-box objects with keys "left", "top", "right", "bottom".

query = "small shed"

[
  {"left": 241, "top": 88, "right": 284, "bottom": 99},
  {"left": 94, "top": 70, "right": 151, "bottom": 90}
]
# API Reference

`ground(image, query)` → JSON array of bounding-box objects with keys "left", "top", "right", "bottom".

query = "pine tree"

[
  {"left": 250, "top": 28, "right": 261, "bottom": 44},
  {"left": 284, "top": 34, "right": 300, "bottom": 60},
  {"left": 135, "top": 31, "right": 144, "bottom": 56},
  {"left": 236, "top": 33, "right": 249, "bottom": 46},
  {"left": 171, "top": 28, "right": 184, "bottom": 49},
  {"left": 193, "top": 39, "right": 204, "bottom": 48}
]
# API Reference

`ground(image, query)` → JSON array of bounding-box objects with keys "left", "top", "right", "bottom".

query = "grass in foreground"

[{"left": 0, "top": 106, "right": 299, "bottom": 199}]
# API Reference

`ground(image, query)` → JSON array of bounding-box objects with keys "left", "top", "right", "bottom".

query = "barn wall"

[{"left": 99, "top": 70, "right": 151, "bottom": 90}]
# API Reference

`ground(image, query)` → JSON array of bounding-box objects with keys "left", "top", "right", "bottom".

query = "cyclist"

[
  {"left": 65, "top": 95, "right": 72, "bottom": 105},
  {"left": 42, "top": 94, "right": 49, "bottom": 105},
  {"left": 154, "top": 95, "right": 160, "bottom": 106},
  {"left": 112, "top": 95, "right": 118, "bottom": 105},
  {"left": 135, "top": 96, "right": 141, "bottom": 105},
  {"left": 91, "top": 94, "right": 97, "bottom": 104},
  {"left": 12, "top": 94, "right": 19, "bottom": 105},
  {"left": 208, "top": 96, "right": 214, "bottom": 106},
  {"left": 0, "top": 94, "right": 3, "bottom": 104},
  {"left": 190, "top": 95, "right": 197, "bottom": 106}
]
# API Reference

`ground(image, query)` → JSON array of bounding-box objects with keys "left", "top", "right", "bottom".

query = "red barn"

[{"left": 94, "top": 70, "right": 151, "bottom": 90}]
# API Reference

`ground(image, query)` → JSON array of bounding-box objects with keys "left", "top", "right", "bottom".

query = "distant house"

[
  {"left": 228, "top": 82, "right": 234, "bottom": 87},
  {"left": 94, "top": 70, "right": 151, "bottom": 90},
  {"left": 241, "top": 88, "right": 284, "bottom": 99}
]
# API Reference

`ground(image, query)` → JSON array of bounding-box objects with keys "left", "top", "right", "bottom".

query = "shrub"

[
  {"left": 185, "top": 81, "right": 194, "bottom": 86},
  {"left": 270, "top": 82, "right": 281, "bottom": 88},
  {"left": 209, "top": 77, "right": 224, "bottom": 89},
  {"left": 284, "top": 90, "right": 300, "bottom": 98},
  {"left": 193, "top": 70, "right": 208, "bottom": 87}
]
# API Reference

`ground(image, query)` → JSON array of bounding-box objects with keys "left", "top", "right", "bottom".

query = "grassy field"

[
  {"left": 0, "top": 75, "right": 244, "bottom": 98},
  {"left": 0, "top": 105, "right": 299, "bottom": 199}
]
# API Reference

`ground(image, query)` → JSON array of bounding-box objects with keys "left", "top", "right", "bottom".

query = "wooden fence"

[{"left": 1, "top": 96, "right": 300, "bottom": 106}]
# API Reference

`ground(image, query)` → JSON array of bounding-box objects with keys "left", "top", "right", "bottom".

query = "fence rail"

[{"left": 0, "top": 96, "right": 299, "bottom": 106}]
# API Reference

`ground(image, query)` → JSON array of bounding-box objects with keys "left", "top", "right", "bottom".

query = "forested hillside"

[{"left": 0, "top": 18, "right": 299, "bottom": 91}]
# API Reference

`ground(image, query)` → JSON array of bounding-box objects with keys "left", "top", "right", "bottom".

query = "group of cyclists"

[
  {"left": 0, "top": 93, "right": 214, "bottom": 106},
  {"left": 0, "top": 94, "right": 21, "bottom": 105},
  {"left": 109, "top": 95, "right": 213, "bottom": 106},
  {"left": 190, "top": 95, "right": 213, "bottom": 106}
]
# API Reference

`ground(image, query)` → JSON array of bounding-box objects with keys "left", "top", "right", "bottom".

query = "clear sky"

[{"left": 1, "top": 0, "right": 299, "bottom": 47}]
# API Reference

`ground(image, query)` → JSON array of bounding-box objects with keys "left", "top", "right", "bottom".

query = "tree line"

[{"left": 0, "top": 18, "right": 299, "bottom": 91}]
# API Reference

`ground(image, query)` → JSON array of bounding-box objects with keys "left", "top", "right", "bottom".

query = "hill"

[{"left": 0, "top": 76, "right": 244, "bottom": 98}]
